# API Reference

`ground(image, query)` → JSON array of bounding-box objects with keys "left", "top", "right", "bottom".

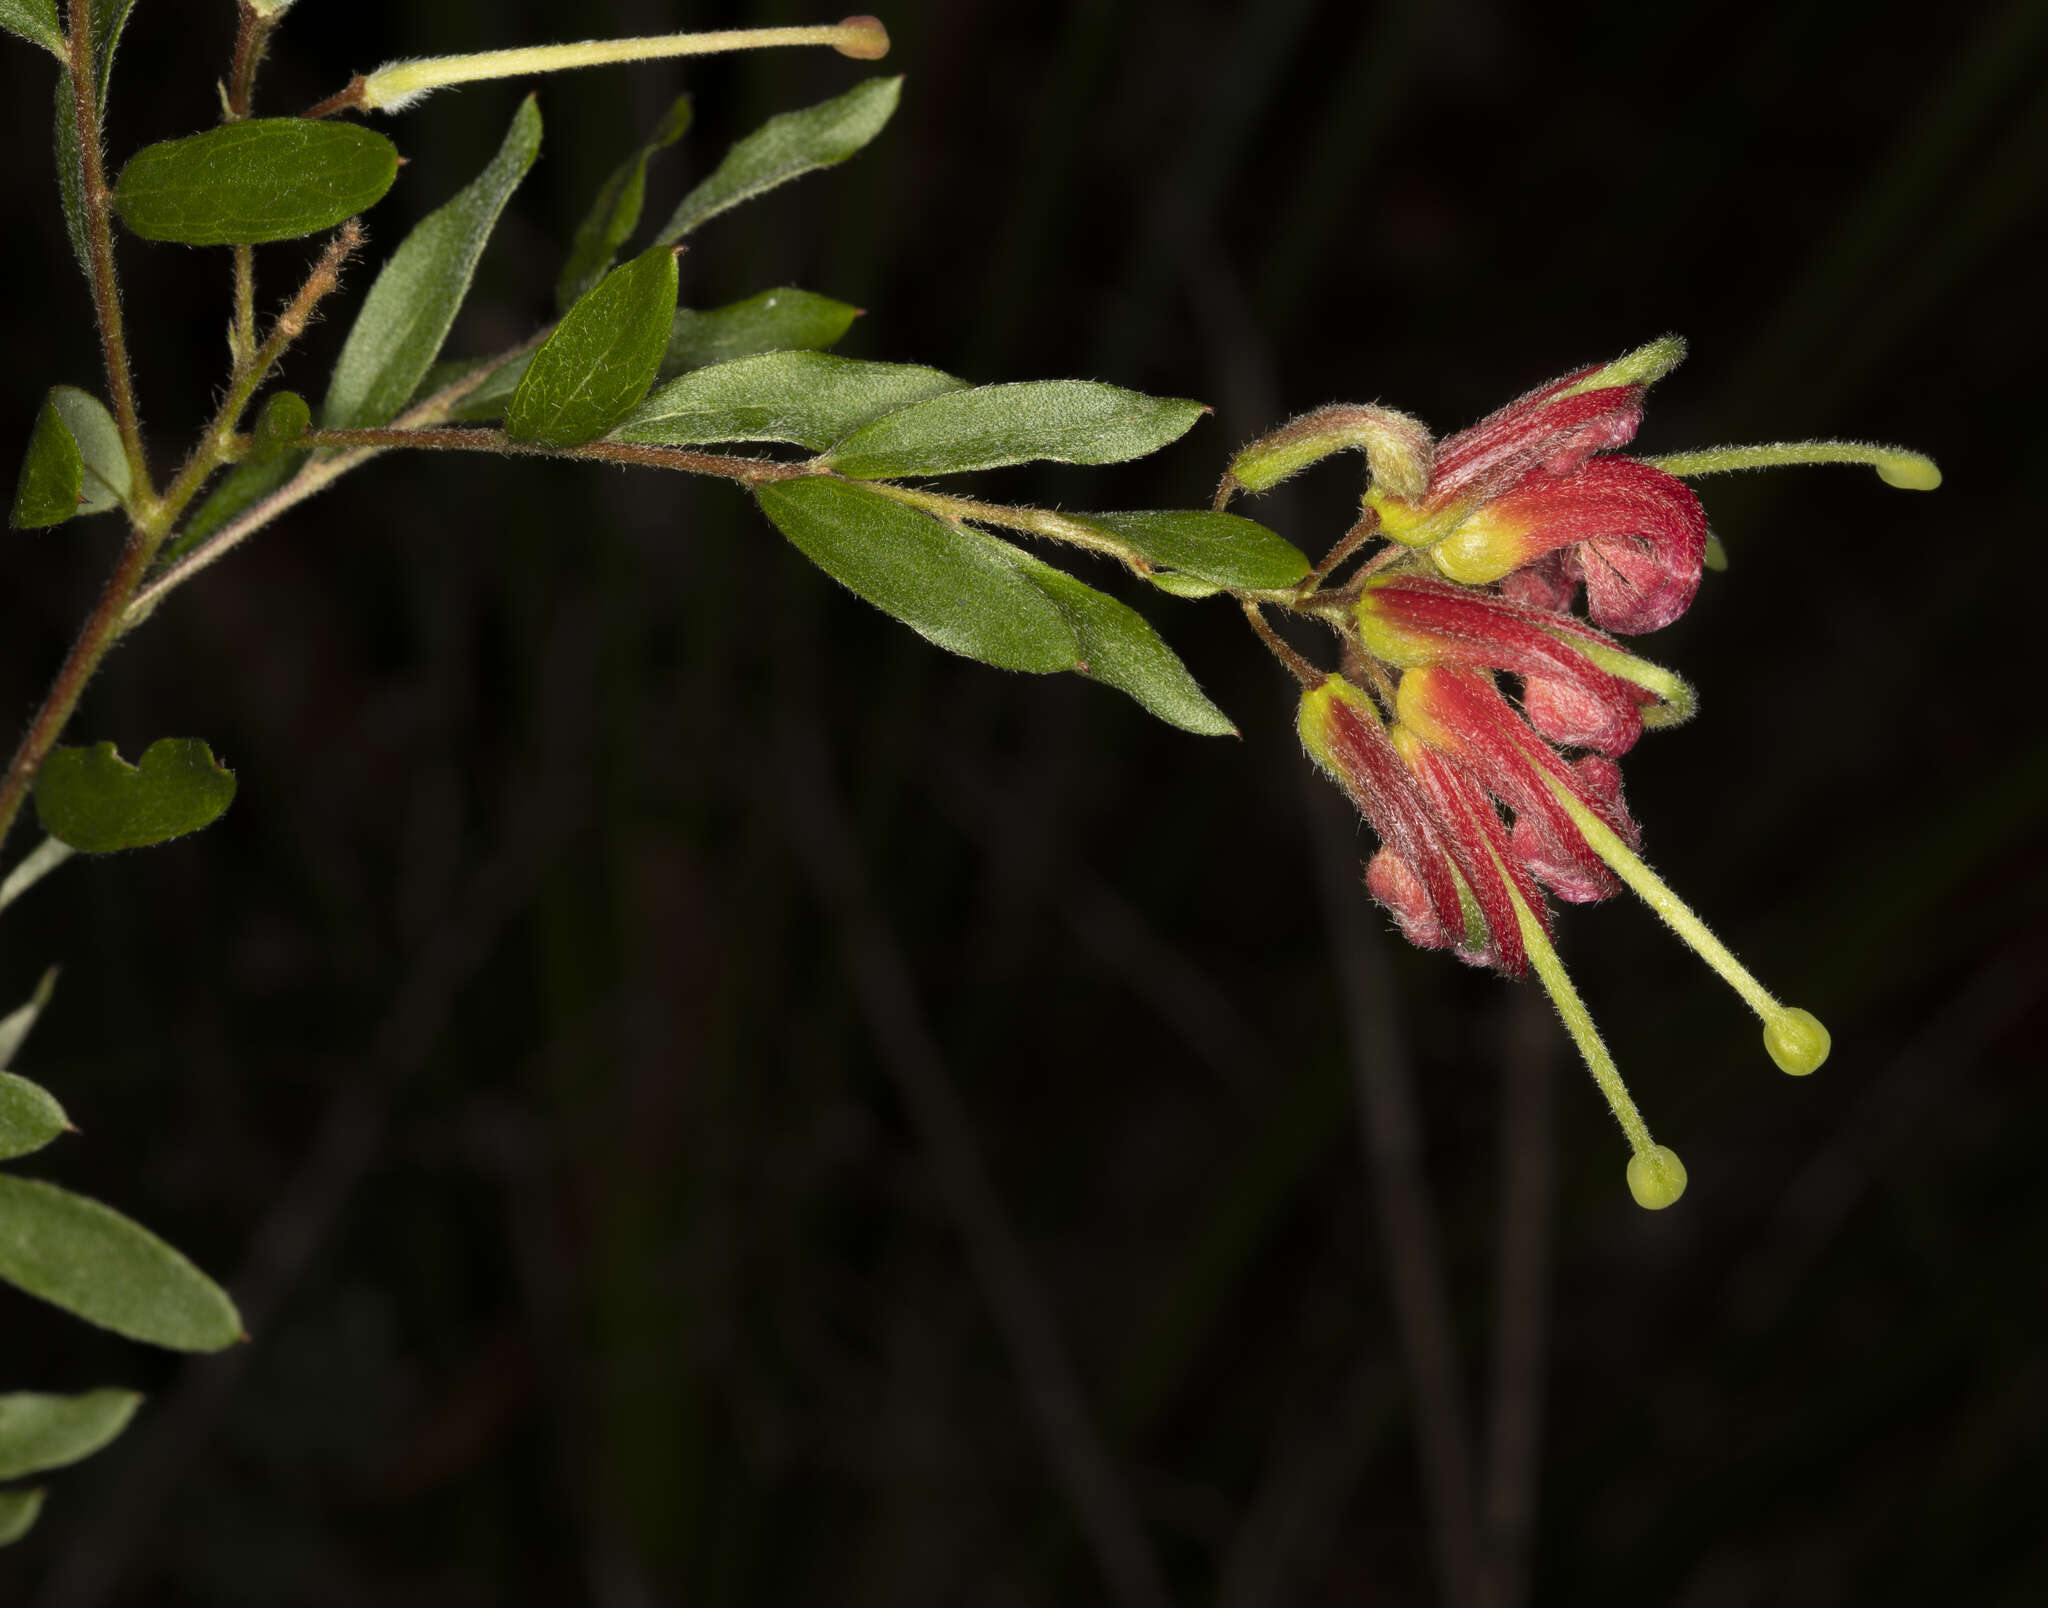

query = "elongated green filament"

[
  {"left": 1539, "top": 775, "right": 1831, "bottom": 1075},
  {"left": 363, "top": 21, "right": 890, "bottom": 111},
  {"left": 1644, "top": 440, "right": 1940, "bottom": 491},
  {"left": 1484, "top": 844, "right": 1682, "bottom": 1208},
  {"left": 1561, "top": 639, "right": 1697, "bottom": 727}
]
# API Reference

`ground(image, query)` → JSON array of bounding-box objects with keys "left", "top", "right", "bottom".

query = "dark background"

[{"left": 3, "top": 0, "right": 2043, "bottom": 1603}]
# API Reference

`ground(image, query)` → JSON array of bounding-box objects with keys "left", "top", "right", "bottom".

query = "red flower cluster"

[{"left": 1240, "top": 338, "right": 1937, "bottom": 1207}]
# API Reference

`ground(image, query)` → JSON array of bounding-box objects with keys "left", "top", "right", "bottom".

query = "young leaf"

[
  {"left": 755, "top": 477, "right": 1079, "bottom": 672},
  {"left": 172, "top": 452, "right": 298, "bottom": 554},
  {"left": 656, "top": 77, "right": 901, "bottom": 242},
  {"left": 0, "top": 1390, "right": 142, "bottom": 1482},
  {"left": 615, "top": 352, "right": 964, "bottom": 451},
  {"left": 558, "top": 94, "right": 691, "bottom": 311},
  {"left": 0, "top": 1487, "right": 43, "bottom": 1547},
  {"left": 663, "top": 287, "right": 861, "bottom": 377},
  {"left": 820, "top": 381, "right": 1208, "bottom": 480},
  {"left": 1075, "top": 510, "right": 1310, "bottom": 591},
  {"left": 324, "top": 97, "right": 542, "bottom": 431},
  {"left": 0, "top": 1076, "right": 68, "bottom": 1162},
  {"left": 10, "top": 394, "right": 83, "bottom": 530},
  {"left": 0, "top": 1175, "right": 242, "bottom": 1351},
  {"left": 88, "top": 0, "right": 137, "bottom": 98},
  {"left": 34, "top": 738, "right": 237, "bottom": 854},
  {"left": 0, "top": 967, "right": 59, "bottom": 1070},
  {"left": 0, "top": 0, "right": 63, "bottom": 57},
  {"left": 998, "top": 548, "right": 1235, "bottom": 736},
  {"left": 250, "top": 390, "right": 311, "bottom": 464},
  {"left": 49, "top": 386, "right": 128, "bottom": 514},
  {"left": 113, "top": 120, "right": 400, "bottom": 247},
  {"left": 506, "top": 245, "right": 678, "bottom": 447}
]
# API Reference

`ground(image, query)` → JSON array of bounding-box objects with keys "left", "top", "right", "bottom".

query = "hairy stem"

[{"left": 65, "top": 2, "right": 153, "bottom": 506}]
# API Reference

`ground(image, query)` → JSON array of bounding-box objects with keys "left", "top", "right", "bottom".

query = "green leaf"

[
  {"left": 616, "top": 352, "right": 965, "bottom": 451},
  {"left": 428, "top": 351, "right": 534, "bottom": 424},
  {"left": 171, "top": 452, "right": 296, "bottom": 555},
  {"left": 49, "top": 386, "right": 128, "bottom": 514},
  {"left": 250, "top": 390, "right": 310, "bottom": 464},
  {"left": 1001, "top": 549, "right": 1235, "bottom": 735},
  {"left": 113, "top": 120, "right": 400, "bottom": 247},
  {"left": 1146, "top": 571, "right": 1224, "bottom": 599},
  {"left": 664, "top": 287, "right": 861, "bottom": 377},
  {"left": 0, "top": 0, "right": 63, "bottom": 56},
  {"left": 54, "top": 71, "right": 88, "bottom": 280},
  {"left": 34, "top": 738, "right": 237, "bottom": 854},
  {"left": 0, "top": 1487, "right": 43, "bottom": 1547},
  {"left": 507, "top": 245, "right": 678, "bottom": 447},
  {"left": 11, "top": 394, "right": 82, "bottom": 529},
  {"left": 755, "top": 477, "right": 1079, "bottom": 672},
  {"left": 558, "top": 94, "right": 691, "bottom": 311},
  {"left": 0, "top": 966, "right": 59, "bottom": 1071},
  {"left": 1076, "top": 510, "right": 1310, "bottom": 591},
  {"left": 89, "top": 0, "right": 137, "bottom": 99},
  {"left": 0, "top": 1076, "right": 68, "bottom": 1163},
  {"left": 656, "top": 77, "right": 901, "bottom": 243},
  {"left": 0, "top": 1175, "right": 241, "bottom": 1351},
  {"left": 325, "top": 97, "right": 541, "bottom": 431},
  {"left": 0, "top": 1390, "right": 142, "bottom": 1481},
  {"left": 820, "top": 381, "right": 1209, "bottom": 480}
]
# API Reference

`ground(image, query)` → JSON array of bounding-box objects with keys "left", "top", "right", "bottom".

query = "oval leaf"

[
  {"left": 506, "top": 245, "right": 678, "bottom": 447},
  {"left": 616, "top": 352, "right": 965, "bottom": 451},
  {"left": 755, "top": 477, "right": 1079, "bottom": 672},
  {"left": 0, "top": 1487, "right": 43, "bottom": 1547},
  {"left": 10, "top": 394, "right": 82, "bottom": 530},
  {"left": 50, "top": 386, "right": 129, "bottom": 514},
  {"left": 664, "top": 287, "right": 861, "bottom": 377},
  {"left": 1000, "top": 549, "right": 1235, "bottom": 736},
  {"left": 1077, "top": 510, "right": 1309, "bottom": 591},
  {"left": 558, "top": 94, "right": 691, "bottom": 311},
  {"left": 821, "top": 381, "right": 1208, "bottom": 480},
  {"left": 0, "top": 1076, "right": 68, "bottom": 1162},
  {"left": 113, "top": 120, "right": 400, "bottom": 246},
  {"left": 0, "top": 0, "right": 63, "bottom": 57},
  {"left": 35, "top": 737, "right": 237, "bottom": 854},
  {"left": 0, "top": 1174, "right": 241, "bottom": 1351},
  {"left": 325, "top": 98, "right": 542, "bottom": 431},
  {"left": 657, "top": 77, "right": 901, "bottom": 242},
  {"left": 0, "top": 1390, "right": 142, "bottom": 1481}
]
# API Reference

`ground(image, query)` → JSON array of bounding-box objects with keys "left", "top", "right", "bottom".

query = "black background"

[{"left": 2, "top": 0, "right": 2043, "bottom": 1603}]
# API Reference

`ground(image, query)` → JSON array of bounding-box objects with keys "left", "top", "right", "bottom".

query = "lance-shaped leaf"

[
  {"left": 615, "top": 352, "right": 964, "bottom": 451},
  {"left": 0, "top": 1391, "right": 141, "bottom": 1482},
  {"left": 507, "top": 245, "right": 678, "bottom": 447},
  {"left": 172, "top": 452, "right": 298, "bottom": 554},
  {"left": 657, "top": 77, "right": 901, "bottom": 242},
  {"left": 88, "top": 0, "right": 136, "bottom": 98},
  {"left": 325, "top": 97, "right": 542, "bottom": 431},
  {"left": 11, "top": 394, "right": 82, "bottom": 529},
  {"left": 756, "top": 477, "right": 1079, "bottom": 672},
  {"left": 0, "top": 1175, "right": 241, "bottom": 1351},
  {"left": 820, "top": 381, "right": 1208, "bottom": 480},
  {"left": 54, "top": 73, "right": 87, "bottom": 279},
  {"left": 114, "top": 120, "right": 400, "bottom": 247},
  {"left": 34, "top": 738, "right": 237, "bottom": 854},
  {"left": 663, "top": 287, "right": 860, "bottom": 377},
  {"left": 558, "top": 94, "right": 691, "bottom": 311},
  {"left": 0, "top": 1487, "right": 43, "bottom": 1547},
  {"left": 10, "top": 387, "right": 128, "bottom": 528},
  {"left": 0, "top": 967, "right": 59, "bottom": 1072},
  {"left": 999, "top": 548, "right": 1234, "bottom": 736},
  {"left": 0, "top": 0, "right": 63, "bottom": 57},
  {"left": 1073, "top": 509, "right": 1310, "bottom": 591},
  {"left": 0, "top": 1076, "right": 68, "bottom": 1162}
]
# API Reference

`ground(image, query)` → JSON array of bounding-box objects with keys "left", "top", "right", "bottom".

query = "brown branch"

[
  {"left": 300, "top": 427, "right": 808, "bottom": 485},
  {"left": 300, "top": 74, "right": 369, "bottom": 120},
  {"left": 64, "top": 6, "right": 151, "bottom": 503}
]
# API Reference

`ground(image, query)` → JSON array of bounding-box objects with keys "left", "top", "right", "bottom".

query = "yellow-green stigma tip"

[
  {"left": 1763, "top": 1007, "right": 1831, "bottom": 1076},
  {"left": 1626, "top": 1146, "right": 1688, "bottom": 1210},
  {"left": 1875, "top": 452, "right": 1941, "bottom": 491}
]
